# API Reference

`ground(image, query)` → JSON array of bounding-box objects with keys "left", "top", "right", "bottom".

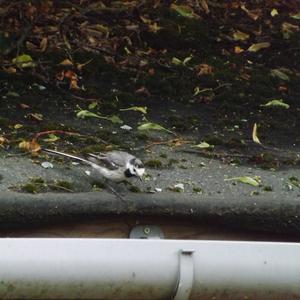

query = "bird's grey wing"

[
  {"left": 105, "top": 151, "right": 135, "bottom": 167},
  {"left": 88, "top": 151, "right": 135, "bottom": 168},
  {"left": 86, "top": 153, "right": 119, "bottom": 170}
]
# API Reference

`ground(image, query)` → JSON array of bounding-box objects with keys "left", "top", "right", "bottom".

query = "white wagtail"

[
  {"left": 42, "top": 148, "right": 145, "bottom": 199},
  {"left": 43, "top": 148, "right": 145, "bottom": 181}
]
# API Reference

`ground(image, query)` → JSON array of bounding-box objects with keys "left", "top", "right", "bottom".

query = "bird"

[{"left": 42, "top": 148, "right": 145, "bottom": 182}]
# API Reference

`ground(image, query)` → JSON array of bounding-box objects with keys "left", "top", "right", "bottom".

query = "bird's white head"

[{"left": 127, "top": 158, "right": 145, "bottom": 181}]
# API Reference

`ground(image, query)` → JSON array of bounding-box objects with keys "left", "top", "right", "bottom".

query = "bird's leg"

[{"left": 103, "top": 180, "right": 126, "bottom": 202}]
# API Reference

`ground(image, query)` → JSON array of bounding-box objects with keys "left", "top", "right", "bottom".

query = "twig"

[
  {"left": 145, "top": 138, "right": 192, "bottom": 149},
  {"left": 34, "top": 130, "right": 81, "bottom": 140}
]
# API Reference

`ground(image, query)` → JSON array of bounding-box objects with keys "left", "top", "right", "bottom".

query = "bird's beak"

[{"left": 138, "top": 175, "right": 143, "bottom": 182}]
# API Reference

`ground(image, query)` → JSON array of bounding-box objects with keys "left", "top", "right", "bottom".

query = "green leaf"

[
  {"left": 107, "top": 115, "right": 123, "bottom": 124},
  {"left": 170, "top": 4, "right": 197, "bottom": 19},
  {"left": 270, "top": 69, "right": 290, "bottom": 81},
  {"left": 247, "top": 42, "right": 271, "bottom": 52},
  {"left": 171, "top": 57, "right": 182, "bottom": 65},
  {"left": 225, "top": 176, "right": 261, "bottom": 187},
  {"left": 120, "top": 106, "right": 147, "bottom": 114},
  {"left": 271, "top": 9, "right": 278, "bottom": 17},
  {"left": 182, "top": 55, "right": 193, "bottom": 66},
  {"left": 138, "top": 122, "right": 174, "bottom": 135},
  {"left": 76, "top": 110, "right": 123, "bottom": 124},
  {"left": 88, "top": 102, "right": 98, "bottom": 110},
  {"left": 43, "top": 134, "right": 60, "bottom": 142},
  {"left": 76, "top": 110, "right": 102, "bottom": 119},
  {"left": 261, "top": 99, "right": 290, "bottom": 109},
  {"left": 12, "top": 54, "right": 36, "bottom": 68},
  {"left": 233, "top": 30, "right": 249, "bottom": 41},
  {"left": 192, "top": 142, "right": 214, "bottom": 149},
  {"left": 291, "top": 13, "right": 300, "bottom": 20}
]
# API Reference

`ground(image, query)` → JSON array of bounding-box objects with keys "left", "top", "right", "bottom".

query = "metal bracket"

[
  {"left": 173, "top": 249, "right": 195, "bottom": 300},
  {"left": 129, "top": 225, "right": 164, "bottom": 239}
]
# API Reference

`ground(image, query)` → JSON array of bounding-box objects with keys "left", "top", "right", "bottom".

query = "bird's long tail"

[{"left": 42, "top": 148, "right": 93, "bottom": 166}]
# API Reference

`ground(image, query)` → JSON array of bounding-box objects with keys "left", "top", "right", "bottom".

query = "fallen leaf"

[
  {"left": 290, "top": 13, "right": 300, "bottom": 20},
  {"left": 88, "top": 102, "right": 98, "bottom": 110},
  {"left": 252, "top": 123, "right": 262, "bottom": 145},
  {"left": 107, "top": 115, "right": 123, "bottom": 124},
  {"left": 247, "top": 42, "right": 270, "bottom": 52},
  {"left": 138, "top": 122, "right": 174, "bottom": 135},
  {"left": 270, "top": 69, "right": 290, "bottom": 81},
  {"left": 0, "top": 136, "right": 8, "bottom": 146},
  {"left": 172, "top": 57, "right": 182, "bottom": 65},
  {"left": 196, "top": 64, "right": 214, "bottom": 76},
  {"left": 192, "top": 141, "right": 214, "bottom": 149},
  {"left": 76, "top": 110, "right": 102, "bottom": 119},
  {"left": 14, "top": 124, "right": 23, "bottom": 129},
  {"left": 234, "top": 46, "right": 245, "bottom": 54},
  {"left": 59, "top": 59, "right": 73, "bottom": 66},
  {"left": 261, "top": 99, "right": 290, "bottom": 109},
  {"left": 281, "top": 22, "right": 299, "bottom": 39},
  {"left": 39, "top": 37, "right": 48, "bottom": 52},
  {"left": 3, "top": 66, "right": 17, "bottom": 74},
  {"left": 29, "top": 113, "right": 43, "bottom": 121},
  {"left": 120, "top": 106, "right": 147, "bottom": 114},
  {"left": 76, "top": 110, "right": 123, "bottom": 124},
  {"left": 271, "top": 9, "right": 278, "bottom": 17},
  {"left": 6, "top": 91, "right": 20, "bottom": 97},
  {"left": 77, "top": 59, "right": 93, "bottom": 71},
  {"left": 135, "top": 86, "right": 151, "bottom": 96},
  {"left": 233, "top": 30, "right": 249, "bottom": 41},
  {"left": 170, "top": 4, "right": 200, "bottom": 19},
  {"left": 240, "top": 4, "right": 261, "bottom": 20},
  {"left": 43, "top": 134, "right": 60, "bottom": 142},
  {"left": 225, "top": 176, "right": 261, "bottom": 187},
  {"left": 20, "top": 103, "right": 30, "bottom": 109},
  {"left": 19, "top": 139, "right": 41, "bottom": 153},
  {"left": 12, "top": 54, "right": 36, "bottom": 68}
]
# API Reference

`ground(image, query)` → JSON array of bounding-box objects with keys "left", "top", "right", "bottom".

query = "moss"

[
  {"left": 160, "top": 153, "right": 168, "bottom": 159},
  {"left": 21, "top": 183, "right": 39, "bottom": 193},
  {"left": 167, "top": 158, "right": 178, "bottom": 166},
  {"left": 30, "top": 177, "right": 45, "bottom": 184},
  {"left": 129, "top": 185, "right": 141, "bottom": 193},
  {"left": 193, "top": 187, "right": 202, "bottom": 193},
  {"left": 91, "top": 181, "right": 106, "bottom": 189},
  {"left": 55, "top": 180, "right": 73, "bottom": 190},
  {"left": 168, "top": 186, "right": 182, "bottom": 193},
  {"left": 145, "top": 159, "right": 163, "bottom": 169},
  {"left": 136, "top": 132, "right": 149, "bottom": 141},
  {"left": 263, "top": 185, "right": 273, "bottom": 192},
  {"left": 81, "top": 144, "right": 108, "bottom": 154}
]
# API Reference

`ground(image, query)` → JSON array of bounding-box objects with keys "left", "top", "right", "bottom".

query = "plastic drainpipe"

[{"left": 0, "top": 238, "right": 299, "bottom": 299}]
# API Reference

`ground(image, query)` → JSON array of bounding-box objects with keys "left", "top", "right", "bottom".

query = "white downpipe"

[{"left": 0, "top": 239, "right": 299, "bottom": 299}]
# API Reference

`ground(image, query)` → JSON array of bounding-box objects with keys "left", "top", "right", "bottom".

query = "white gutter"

[{"left": 0, "top": 238, "right": 299, "bottom": 299}]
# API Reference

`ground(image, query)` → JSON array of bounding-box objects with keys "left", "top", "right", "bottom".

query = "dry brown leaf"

[
  {"left": 247, "top": 42, "right": 271, "bottom": 52},
  {"left": 59, "top": 59, "right": 73, "bottom": 66},
  {"left": 234, "top": 46, "right": 245, "bottom": 54},
  {"left": 0, "top": 136, "right": 8, "bottom": 147},
  {"left": 19, "top": 139, "right": 41, "bottom": 153},
  {"left": 196, "top": 64, "right": 214, "bottom": 76},
  {"left": 20, "top": 103, "right": 30, "bottom": 109},
  {"left": 29, "top": 113, "right": 43, "bottom": 121},
  {"left": 252, "top": 123, "right": 262, "bottom": 145},
  {"left": 135, "top": 86, "right": 151, "bottom": 97},
  {"left": 241, "top": 4, "right": 261, "bottom": 20},
  {"left": 39, "top": 37, "right": 48, "bottom": 52},
  {"left": 3, "top": 67, "right": 17, "bottom": 74}
]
